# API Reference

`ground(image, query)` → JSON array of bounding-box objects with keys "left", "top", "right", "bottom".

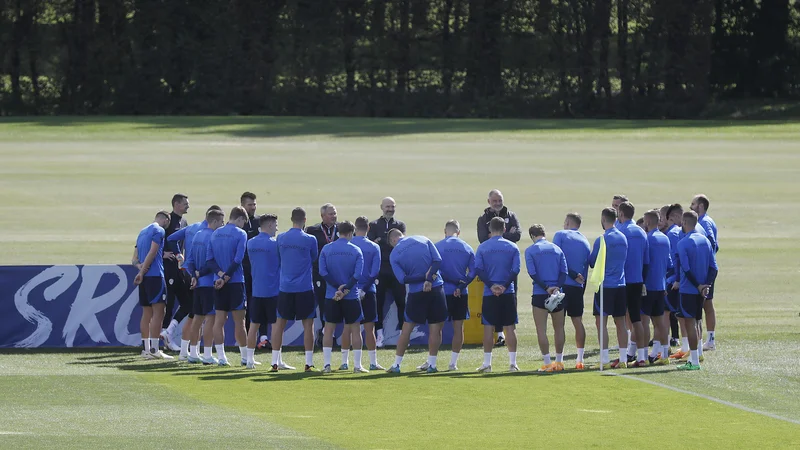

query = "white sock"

[
  {"left": 698, "top": 340, "right": 704, "bottom": 357},
  {"left": 377, "top": 329, "right": 384, "bottom": 339},
  {"left": 576, "top": 348, "right": 585, "bottom": 362},
  {"left": 143, "top": 338, "right": 151, "bottom": 353},
  {"left": 271, "top": 350, "right": 280, "bottom": 365},
  {"left": 180, "top": 339, "right": 190, "bottom": 356},
  {"left": 619, "top": 348, "right": 626, "bottom": 364},
  {"left": 239, "top": 346, "right": 247, "bottom": 361},
  {"left": 690, "top": 349, "right": 699, "bottom": 365},
  {"left": 681, "top": 337, "right": 689, "bottom": 352},
  {"left": 626, "top": 329, "right": 632, "bottom": 347},
  {"left": 394, "top": 355, "right": 403, "bottom": 367},
  {"left": 628, "top": 342, "right": 637, "bottom": 357},
  {"left": 369, "top": 350, "right": 377, "bottom": 366},
  {"left": 189, "top": 345, "right": 199, "bottom": 358},
  {"left": 450, "top": 352, "right": 459, "bottom": 366},
  {"left": 323, "top": 347, "right": 332, "bottom": 367},
  {"left": 651, "top": 341, "right": 661, "bottom": 358},
  {"left": 215, "top": 344, "right": 226, "bottom": 360},
  {"left": 555, "top": 353, "right": 563, "bottom": 363},
  {"left": 167, "top": 319, "right": 178, "bottom": 333},
  {"left": 637, "top": 348, "right": 647, "bottom": 362},
  {"left": 483, "top": 352, "right": 492, "bottom": 366},
  {"left": 509, "top": 351, "right": 517, "bottom": 366},
  {"left": 497, "top": 331, "right": 505, "bottom": 339},
  {"left": 543, "top": 353, "right": 552, "bottom": 365},
  {"left": 305, "top": 350, "right": 313, "bottom": 366},
  {"left": 662, "top": 344, "right": 671, "bottom": 359},
  {"left": 353, "top": 350, "right": 362, "bottom": 369},
  {"left": 277, "top": 348, "right": 284, "bottom": 365},
  {"left": 427, "top": 355, "right": 436, "bottom": 368},
  {"left": 341, "top": 349, "right": 350, "bottom": 366},
  {"left": 708, "top": 331, "right": 715, "bottom": 342},
  {"left": 203, "top": 346, "right": 212, "bottom": 359},
  {"left": 150, "top": 338, "right": 159, "bottom": 353},
  {"left": 601, "top": 349, "right": 610, "bottom": 364}
]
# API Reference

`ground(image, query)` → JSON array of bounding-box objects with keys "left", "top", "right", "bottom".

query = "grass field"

[{"left": 1, "top": 117, "right": 799, "bottom": 448}]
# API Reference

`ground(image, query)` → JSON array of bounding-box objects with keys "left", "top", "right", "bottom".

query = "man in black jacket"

[
  {"left": 368, "top": 197, "right": 407, "bottom": 348},
  {"left": 305, "top": 203, "right": 339, "bottom": 347},
  {"left": 477, "top": 189, "right": 521, "bottom": 346}
]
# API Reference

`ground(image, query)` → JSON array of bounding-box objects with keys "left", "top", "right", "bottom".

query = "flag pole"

[{"left": 599, "top": 284, "right": 604, "bottom": 372}]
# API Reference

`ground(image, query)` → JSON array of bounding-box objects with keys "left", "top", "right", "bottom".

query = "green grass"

[{"left": 1, "top": 117, "right": 799, "bottom": 448}]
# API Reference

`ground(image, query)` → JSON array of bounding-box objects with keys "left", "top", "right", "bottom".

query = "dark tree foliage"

[{"left": 1, "top": 0, "right": 798, "bottom": 117}]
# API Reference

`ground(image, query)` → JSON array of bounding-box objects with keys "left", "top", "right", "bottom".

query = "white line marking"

[
  {"left": 607, "top": 373, "right": 800, "bottom": 425},
  {"left": 0, "top": 431, "right": 33, "bottom": 435},
  {"left": 578, "top": 409, "right": 611, "bottom": 414}
]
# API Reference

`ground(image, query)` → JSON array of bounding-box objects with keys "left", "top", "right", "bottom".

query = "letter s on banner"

[{"left": 14, "top": 266, "right": 80, "bottom": 348}]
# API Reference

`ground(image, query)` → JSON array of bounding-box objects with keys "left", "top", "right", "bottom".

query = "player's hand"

[
  {"left": 671, "top": 281, "right": 680, "bottom": 291},
  {"left": 214, "top": 278, "right": 225, "bottom": 290},
  {"left": 546, "top": 286, "right": 560, "bottom": 295},
  {"left": 190, "top": 277, "right": 197, "bottom": 290},
  {"left": 133, "top": 273, "right": 144, "bottom": 286},
  {"left": 699, "top": 284, "right": 710, "bottom": 298},
  {"left": 195, "top": 270, "right": 200, "bottom": 278},
  {"left": 453, "top": 288, "right": 461, "bottom": 298},
  {"left": 576, "top": 274, "right": 586, "bottom": 285},
  {"left": 164, "top": 251, "right": 176, "bottom": 261},
  {"left": 134, "top": 263, "right": 143, "bottom": 271},
  {"left": 491, "top": 284, "right": 505, "bottom": 296},
  {"left": 641, "top": 285, "right": 647, "bottom": 296},
  {"left": 217, "top": 271, "right": 226, "bottom": 279},
  {"left": 333, "top": 291, "right": 343, "bottom": 301},
  {"left": 423, "top": 281, "right": 432, "bottom": 292},
  {"left": 358, "top": 290, "right": 365, "bottom": 301},
  {"left": 509, "top": 227, "right": 518, "bottom": 234},
  {"left": 223, "top": 275, "right": 231, "bottom": 282},
  {"left": 374, "top": 237, "right": 382, "bottom": 243}
]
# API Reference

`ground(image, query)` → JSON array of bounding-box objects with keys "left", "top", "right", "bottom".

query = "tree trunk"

[
  {"left": 442, "top": 0, "right": 454, "bottom": 101},
  {"left": 617, "top": 0, "right": 631, "bottom": 116}
]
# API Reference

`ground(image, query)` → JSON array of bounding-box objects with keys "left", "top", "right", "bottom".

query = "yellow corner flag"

[{"left": 590, "top": 236, "right": 606, "bottom": 293}]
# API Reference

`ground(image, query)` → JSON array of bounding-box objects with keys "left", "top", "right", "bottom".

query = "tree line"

[{"left": 1, "top": 0, "right": 798, "bottom": 118}]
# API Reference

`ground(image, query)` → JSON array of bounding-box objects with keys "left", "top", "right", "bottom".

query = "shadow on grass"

[{"left": 3, "top": 116, "right": 798, "bottom": 140}]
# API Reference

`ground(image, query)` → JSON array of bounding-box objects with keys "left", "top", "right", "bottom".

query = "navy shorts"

[
  {"left": 216, "top": 282, "right": 246, "bottom": 312},
  {"left": 641, "top": 290, "right": 666, "bottom": 317},
  {"left": 325, "top": 299, "right": 363, "bottom": 324},
  {"left": 446, "top": 294, "right": 470, "bottom": 321},
  {"left": 481, "top": 293, "right": 518, "bottom": 327},
  {"left": 531, "top": 293, "right": 565, "bottom": 313},
  {"left": 593, "top": 286, "right": 627, "bottom": 318},
  {"left": 250, "top": 296, "right": 277, "bottom": 325},
  {"left": 193, "top": 287, "right": 216, "bottom": 316},
  {"left": 360, "top": 291, "right": 378, "bottom": 323},
  {"left": 277, "top": 290, "right": 317, "bottom": 320},
  {"left": 562, "top": 285, "right": 585, "bottom": 317},
  {"left": 138, "top": 276, "right": 166, "bottom": 307},
  {"left": 404, "top": 286, "right": 447, "bottom": 325},
  {"left": 678, "top": 293, "right": 704, "bottom": 320},
  {"left": 665, "top": 289, "right": 680, "bottom": 313},
  {"left": 625, "top": 283, "right": 643, "bottom": 323}
]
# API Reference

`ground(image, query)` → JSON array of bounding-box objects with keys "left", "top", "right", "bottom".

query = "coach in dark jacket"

[
  {"left": 305, "top": 203, "right": 339, "bottom": 344},
  {"left": 367, "top": 197, "right": 406, "bottom": 347}
]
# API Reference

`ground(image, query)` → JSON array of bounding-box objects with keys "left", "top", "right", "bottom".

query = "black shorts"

[
  {"left": 562, "top": 285, "right": 585, "bottom": 317},
  {"left": 445, "top": 294, "right": 470, "bottom": 321},
  {"left": 360, "top": 291, "right": 378, "bottom": 323},
  {"left": 678, "top": 293, "right": 704, "bottom": 320},
  {"left": 593, "top": 286, "right": 627, "bottom": 318},
  {"left": 481, "top": 293, "right": 518, "bottom": 327},
  {"left": 641, "top": 290, "right": 666, "bottom": 317},
  {"left": 277, "top": 290, "right": 317, "bottom": 320},
  {"left": 404, "top": 286, "right": 447, "bottom": 325},
  {"left": 250, "top": 296, "right": 277, "bottom": 325},
  {"left": 665, "top": 289, "right": 680, "bottom": 313},
  {"left": 193, "top": 287, "right": 216, "bottom": 316},
  {"left": 216, "top": 282, "right": 246, "bottom": 312},
  {"left": 325, "top": 299, "right": 363, "bottom": 324},
  {"left": 531, "top": 294, "right": 564, "bottom": 313},
  {"left": 138, "top": 276, "right": 166, "bottom": 307},
  {"left": 625, "top": 283, "right": 643, "bottom": 323}
]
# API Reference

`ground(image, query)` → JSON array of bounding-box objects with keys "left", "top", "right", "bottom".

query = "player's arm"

[
  {"left": 138, "top": 241, "right": 159, "bottom": 276},
  {"left": 205, "top": 241, "right": 222, "bottom": 277},
  {"left": 167, "top": 227, "right": 187, "bottom": 243},
  {"left": 557, "top": 253, "right": 568, "bottom": 287},
  {"left": 367, "top": 222, "right": 378, "bottom": 242},
  {"left": 362, "top": 247, "right": 380, "bottom": 289},
  {"left": 473, "top": 249, "right": 490, "bottom": 284},
  {"left": 665, "top": 247, "right": 676, "bottom": 285},
  {"left": 525, "top": 249, "right": 547, "bottom": 291},
  {"left": 503, "top": 212, "right": 522, "bottom": 242},
  {"left": 678, "top": 244, "right": 701, "bottom": 289},
  {"left": 345, "top": 251, "right": 364, "bottom": 291},
  {"left": 319, "top": 251, "right": 338, "bottom": 286},
  {"left": 458, "top": 251, "right": 477, "bottom": 291},
  {"left": 476, "top": 216, "right": 489, "bottom": 244},
  {"left": 641, "top": 238, "right": 650, "bottom": 280},
  {"left": 502, "top": 247, "right": 521, "bottom": 288},
  {"left": 425, "top": 240, "right": 442, "bottom": 281},
  {"left": 309, "top": 236, "right": 319, "bottom": 261},
  {"left": 131, "top": 247, "right": 139, "bottom": 266},
  {"left": 706, "top": 246, "right": 719, "bottom": 285},
  {"left": 589, "top": 237, "right": 600, "bottom": 268},
  {"left": 223, "top": 233, "right": 246, "bottom": 278},
  {"left": 390, "top": 254, "right": 408, "bottom": 284},
  {"left": 398, "top": 221, "right": 407, "bottom": 234}
]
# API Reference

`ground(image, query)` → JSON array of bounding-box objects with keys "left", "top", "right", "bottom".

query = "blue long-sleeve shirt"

[
  {"left": 645, "top": 229, "right": 672, "bottom": 292},
  {"left": 589, "top": 227, "right": 627, "bottom": 288},
  {"left": 351, "top": 236, "right": 381, "bottom": 293},
  {"left": 167, "top": 220, "right": 206, "bottom": 260},
  {"left": 618, "top": 220, "right": 649, "bottom": 284},
  {"left": 553, "top": 229, "right": 591, "bottom": 287},
  {"left": 277, "top": 228, "right": 318, "bottom": 293},
  {"left": 677, "top": 230, "right": 718, "bottom": 295},
  {"left": 136, "top": 223, "right": 165, "bottom": 277},
  {"left": 389, "top": 235, "right": 444, "bottom": 294},
  {"left": 475, "top": 236, "right": 521, "bottom": 296},
  {"left": 319, "top": 239, "right": 364, "bottom": 300},
  {"left": 247, "top": 232, "right": 280, "bottom": 298},
  {"left": 207, "top": 223, "right": 247, "bottom": 283},
  {"left": 698, "top": 214, "right": 719, "bottom": 253},
  {"left": 435, "top": 236, "right": 476, "bottom": 295},
  {"left": 525, "top": 238, "right": 568, "bottom": 295},
  {"left": 666, "top": 225, "right": 681, "bottom": 286},
  {"left": 185, "top": 227, "right": 215, "bottom": 288}
]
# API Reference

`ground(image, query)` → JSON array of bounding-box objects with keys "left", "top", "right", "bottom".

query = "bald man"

[
  {"left": 477, "top": 189, "right": 521, "bottom": 346},
  {"left": 368, "top": 197, "right": 407, "bottom": 348}
]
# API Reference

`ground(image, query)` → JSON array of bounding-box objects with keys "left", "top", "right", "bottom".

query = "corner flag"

[{"left": 590, "top": 235, "right": 606, "bottom": 292}]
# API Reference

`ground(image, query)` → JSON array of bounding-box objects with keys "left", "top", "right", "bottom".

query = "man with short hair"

[
  {"left": 207, "top": 206, "right": 249, "bottom": 366},
  {"left": 434, "top": 220, "right": 476, "bottom": 371},
  {"left": 676, "top": 211, "right": 718, "bottom": 371},
  {"left": 133, "top": 210, "right": 173, "bottom": 360},
  {"left": 642, "top": 209, "right": 673, "bottom": 365},
  {"left": 274, "top": 207, "right": 319, "bottom": 372},
  {"left": 691, "top": 194, "right": 719, "bottom": 351},
  {"left": 477, "top": 189, "right": 522, "bottom": 347},
  {"left": 385, "top": 229, "right": 446, "bottom": 373},
  {"left": 611, "top": 195, "right": 628, "bottom": 213},
  {"left": 475, "top": 217, "right": 522, "bottom": 373},
  {"left": 526, "top": 224, "right": 568, "bottom": 373},
  {"left": 245, "top": 214, "right": 295, "bottom": 370},
  {"left": 350, "top": 216, "right": 384, "bottom": 370},
  {"left": 185, "top": 208, "right": 225, "bottom": 364},
  {"left": 553, "top": 213, "right": 591, "bottom": 369},
  {"left": 617, "top": 201, "right": 650, "bottom": 367},
  {"left": 589, "top": 208, "right": 629, "bottom": 369},
  {"left": 319, "top": 221, "right": 365, "bottom": 373},
  {"left": 161, "top": 193, "right": 191, "bottom": 352},
  {"left": 306, "top": 203, "right": 339, "bottom": 347},
  {"left": 239, "top": 192, "right": 267, "bottom": 349},
  {"left": 659, "top": 204, "right": 681, "bottom": 348},
  {"left": 368, "top": 197, "right": 407, "bottom": 348}
]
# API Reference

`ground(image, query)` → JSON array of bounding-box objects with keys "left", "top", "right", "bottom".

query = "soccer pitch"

[{"left": 1, "top": 117, "right": 799, "bottom": 448}]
